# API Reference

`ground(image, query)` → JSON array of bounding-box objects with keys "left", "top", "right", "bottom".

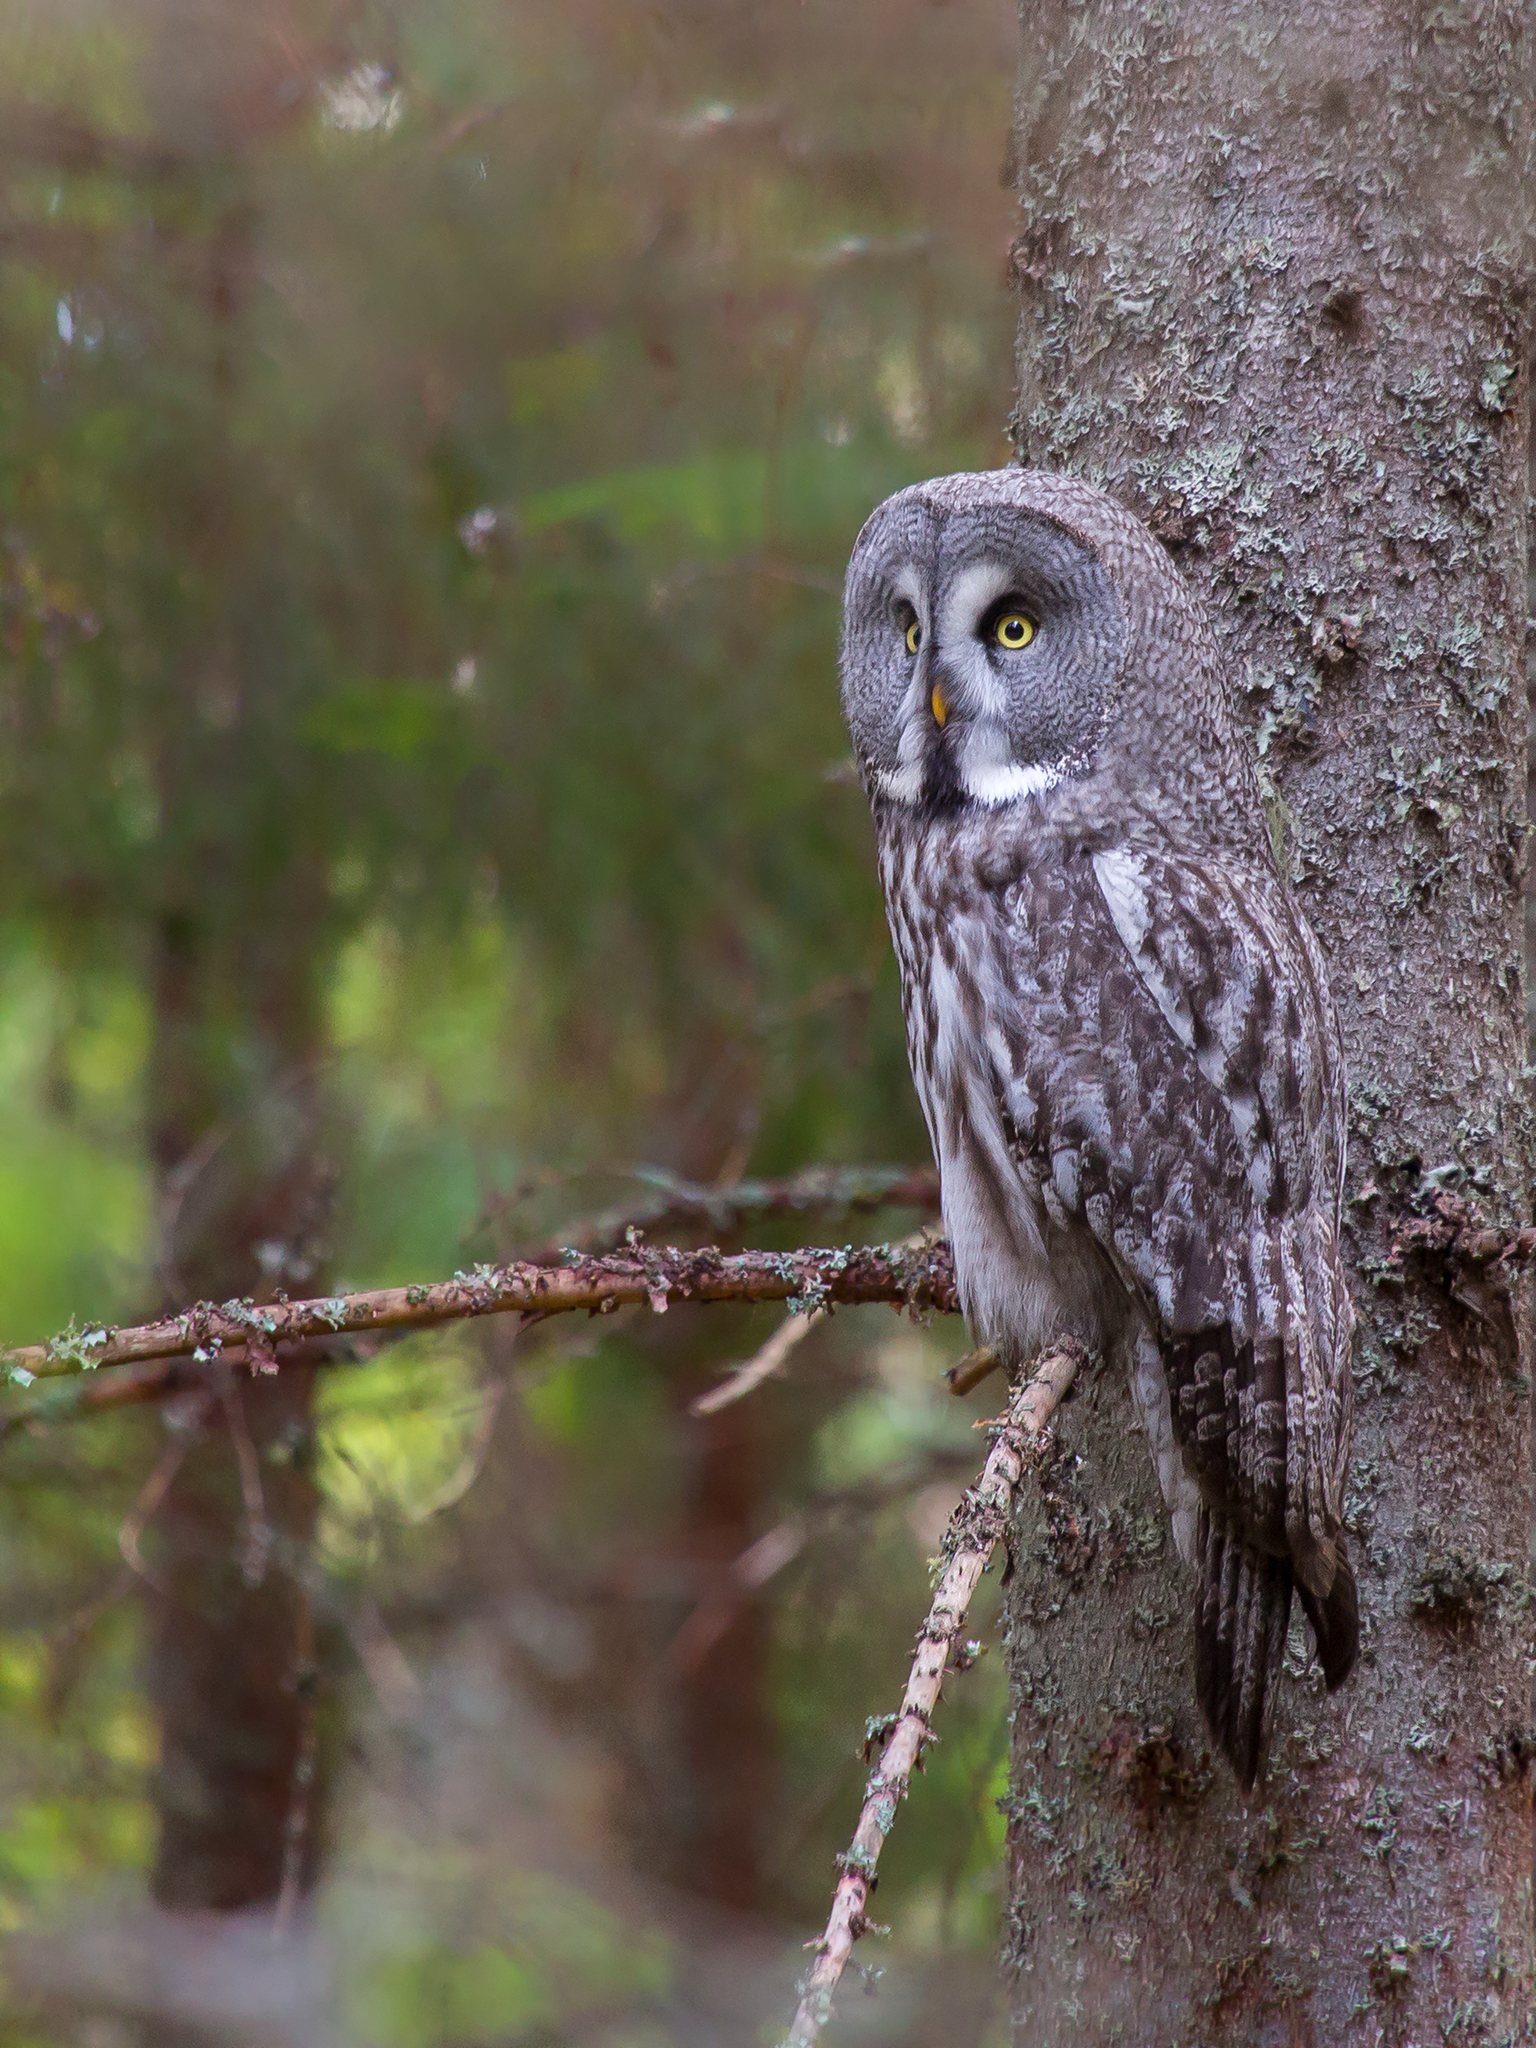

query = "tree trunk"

[
  {"left": 626, "top": 1033, "right": 777, "bottom": 1911},
  {"left": 1002, "top": 3, "right": 1534, "bottom": 2037},
  {"left": 141, "top": 194, "right": 334, "bottom": 1913},
  {"left": 144, "top": 878, "right": 331, "bottom": 1913}
]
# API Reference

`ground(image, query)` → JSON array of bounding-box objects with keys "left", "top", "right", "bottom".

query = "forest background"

[{"left": 0, "top": 2, "right": 1038, "bottom": 2044}]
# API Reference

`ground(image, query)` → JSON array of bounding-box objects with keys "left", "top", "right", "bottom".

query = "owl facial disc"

[{"left": 840, "top": 473, "right": 1129, "bottom": 814}]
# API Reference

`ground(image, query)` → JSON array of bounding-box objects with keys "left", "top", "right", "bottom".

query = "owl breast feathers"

[{"left": 841, "top": 468, "right": 1356, "bottom": 1788}]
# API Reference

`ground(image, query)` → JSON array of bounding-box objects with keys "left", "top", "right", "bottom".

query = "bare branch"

[
  {"left": 665, "top": 1517, "right": 810, "bottom": 1674},
  {"left": 219, "top": 1375, "right": 274, "bottom": 1589},
  {"left": 780, "top": 1342, "right": 1084, "bottom": 2048},
  {"left": 691, "top": 1308, "right": 825, "bottom": 1417},
  {"left": 273, "top": 1582, "right": 319, "bottom": 1939},
  {"left": 664, "top": 1443, "right": 980, "bottom": 1675},
  {"left": 690, "top": 1219, "right": 943, "bottom": 1417},
  {"left": 0, "top": 102, "right": 190, "bottom": 181},
  {"left": 404, "top": 1378, "right": 507, "bottom": 1523},
  {"left": 0, "top": 1336, "right": 337, "bottom": 1438},
  {"left": 346, "top": 1598, "right": 423, "bottom": 1722},
  {"left": 117, "top": 1393, "right": 215, "bottom": 1589},
  {"left": 432, "top": 99, "right": 517, "bottom": 155},
  {"left": 485, "top": 1161, "right": 940, "bottom": 1263},
  {"left": 944, "top": 1345, "right": 1001, "bottom": 1397}
]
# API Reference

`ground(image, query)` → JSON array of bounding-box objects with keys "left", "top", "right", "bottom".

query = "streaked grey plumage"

[{"left": 840, "top": 468, "right": 1356, "bottom": 1787}]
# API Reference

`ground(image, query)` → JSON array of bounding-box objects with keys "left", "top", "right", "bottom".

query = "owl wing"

[{"left": 989, "top": 833, "right": 1352, "bottom": 1597}]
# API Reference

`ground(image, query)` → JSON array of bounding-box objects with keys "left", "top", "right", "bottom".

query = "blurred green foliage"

[{"left": 0, "top": 0, "right": 1020, "bottom": 2039}]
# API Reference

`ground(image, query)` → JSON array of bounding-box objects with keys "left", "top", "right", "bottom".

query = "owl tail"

[
  {"left": 1195, "top": 1509, "right": 1360, "bottom": 1789},
  {"left": 1194, "top": 1509, "right": 1293, "bottom": 1791},
  {"left": 1296, "top": 1551, "right": 1360, "bottom": 1693}
]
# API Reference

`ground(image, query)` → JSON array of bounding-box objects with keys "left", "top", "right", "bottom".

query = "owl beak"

[{"left": 930, "top": 682, "right": 949, "bottom": 728}]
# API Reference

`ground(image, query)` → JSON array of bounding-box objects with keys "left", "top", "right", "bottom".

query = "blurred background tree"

[{"left": 0, "top": 2, "right": 1024, "bottom": 2042}]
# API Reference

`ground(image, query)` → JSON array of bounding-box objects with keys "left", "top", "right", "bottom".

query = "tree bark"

[{"left": 1002, "top": 4, "right": 1534, "bottom": 2038}]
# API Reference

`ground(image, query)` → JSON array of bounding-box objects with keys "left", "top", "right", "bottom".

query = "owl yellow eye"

[
  {"left": 994, "top": 612, "right": 1035, "bottom": 650},
  {"left": 904, "top": 620, "right": 921, "bottom": 656}
]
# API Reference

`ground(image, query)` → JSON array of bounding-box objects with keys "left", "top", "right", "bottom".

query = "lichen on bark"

[{"left": 1002, "top": 2, "right": 1535, "bottom": 2038}]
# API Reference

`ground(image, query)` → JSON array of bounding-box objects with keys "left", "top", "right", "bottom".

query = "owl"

[{"left": 840, "top": 469, "right": 1357, "bottom": 1787}]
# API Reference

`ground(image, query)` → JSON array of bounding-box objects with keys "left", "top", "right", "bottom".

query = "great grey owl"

[{"left": 840, "top": 468, "right": 1357, "bottom": 1787}]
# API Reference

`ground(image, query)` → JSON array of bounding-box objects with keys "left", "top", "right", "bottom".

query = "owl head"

[{"left": 839, "top": 468, "right": 1248, "bottom": 827}]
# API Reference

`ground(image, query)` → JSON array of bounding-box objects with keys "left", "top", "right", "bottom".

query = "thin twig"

[
  {"left": 273, "top": 1580, "right": 319, "bottom": 1939},
  {"left": 691, "top": 1224, "right": 943, "bottom": 1418},
  {"left": 405, "top": 1377, "right": 507, "bottom": 1522},
  {"left": 663, "top": 1444, "right": 979, "bottom": 1675},
  {"left": 1, "top": 1241, "right": 958, "bottom": 1419},
  {"left": 945, "top": 1344, "right": 1002, "bottom": 1397},
  {"left": 484, "top": 1160, "right": 940, "bottom": 1263},
  {"left": 665, "top": 1517, "right": 810, "bottom": 1674},
  {"left": 691, "top": 1309, "right": 825, "bottom": 1417},
  {"left": 48, "top": 1392, "right": 216, "bottom": 1707},
  {"left": 219, "top": 1373, "right": 274, "bottom": 1589},
  {"left": 346, "top": 1597, "right": 423, "bottom": 1722},
  {"left": 433, "top": 97, "right": 516, "bottom": 154},
  {"left": 117, "top": 1392, "right": 216, "bottom": 1589},
  {"left": 780, "top": 1342, "right": 1084, "bottom": 2048},
  {"left": 44, "top": 1565, "right": 136, "bottom": 1723}
]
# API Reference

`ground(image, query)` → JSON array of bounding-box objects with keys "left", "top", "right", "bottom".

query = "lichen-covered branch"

[
  {"left": 780, "top": 1342, "right": 1083, "bottom": 2048},
  {"left": 0, "top": 1241, "right": 959, "bottom": 1429}
]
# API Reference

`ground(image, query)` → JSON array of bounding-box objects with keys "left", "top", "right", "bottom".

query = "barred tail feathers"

[{"left": 1195, "top": 1508, "right": 1292, "bottom": 1791}]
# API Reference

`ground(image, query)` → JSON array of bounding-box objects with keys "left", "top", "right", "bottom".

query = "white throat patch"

[
  {"left": 958, "top": 758, "right": 1062, "bottom": 807},
  {"left": 872, "top": 756, "right": 1061, "bottom": 806}
]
